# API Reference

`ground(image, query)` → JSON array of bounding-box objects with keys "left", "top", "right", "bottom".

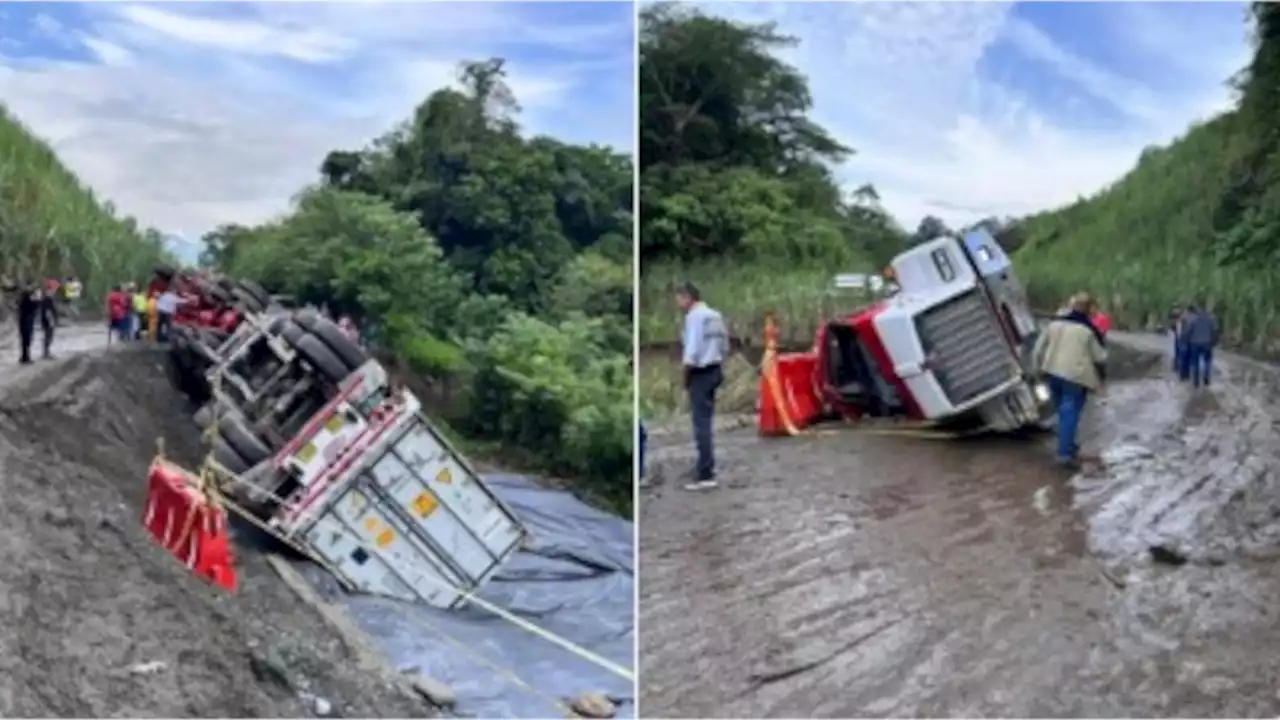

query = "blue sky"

[
  {"left": 0, "top": 2, "right": 634, "bottom": 251},
  {"left": 695, "top": 1, "right": 1251, "bottom": 229}
]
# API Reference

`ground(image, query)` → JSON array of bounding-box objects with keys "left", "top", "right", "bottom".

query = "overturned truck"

[
  {"left": 763, "top": 228, "right": 1053, "bottom": 435},
  {"left": 166, "top": 296, "right": 526, "bottom": 609}
]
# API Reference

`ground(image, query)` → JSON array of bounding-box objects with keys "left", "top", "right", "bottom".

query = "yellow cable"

[
  {"left": 162, "top": 331, "right": 633, "bottom": 691},
  {"left": 216, "top": 481, "right": 576, "bottom": 718}
]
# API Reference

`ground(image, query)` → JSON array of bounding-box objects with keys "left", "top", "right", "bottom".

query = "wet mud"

[
  {"left": 0, "top": 327, "right": 431, "bottom": 718},
  {"left": 640, "top": 332, "right": 1280, "bottom": 718}
]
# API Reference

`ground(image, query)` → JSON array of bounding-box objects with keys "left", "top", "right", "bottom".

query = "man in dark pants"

[
  {"left": 1182, "top": 300, "right": 1219, "bottom": 388},
  {"left": 676, "top": 282, "right": 728, "bottom": 490},
  {"left": 15, "top": 282, "right": 38, "bottom": 365},
  {"left": 38, "top": 288, "right": 57, "bottom": 359}
]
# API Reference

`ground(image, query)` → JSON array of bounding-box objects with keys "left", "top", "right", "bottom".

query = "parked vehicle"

[{"left": 765, "top": 228, "right": 1051, "bottom": 434}]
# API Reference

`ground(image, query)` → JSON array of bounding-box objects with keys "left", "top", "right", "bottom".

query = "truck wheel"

[
  {"left": 293, "top": 334, "right": 349, "bottom": 384},
  {"left": 218, "top": 415, "right": 272, "bottom": 465},
  {"left": 210, "top": 438, "right": 249, "bottom": 475},
  {"left": 308, "top": 317, "right": 366, "bottom": 370},
  {"left": 231, "top": 288, "right": 264, "bottom": 314},
  {"left": 278, "top": 318, "right": 306, "bottom": 348},
  {"left": 237, "top": 279, "right": 270, "bottom": 309}
]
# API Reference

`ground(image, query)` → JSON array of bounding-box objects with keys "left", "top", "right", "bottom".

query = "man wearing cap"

[
  {"left": 1032, "top": 293, "right": 1108, "bottom": 468},
  {"left": 675, "top": 282, "right": 729, "bottom": 490}
]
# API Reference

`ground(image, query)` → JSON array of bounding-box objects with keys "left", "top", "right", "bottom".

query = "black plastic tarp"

[{"left": 298, "top": 474, "right": 635, "bottom": 718}]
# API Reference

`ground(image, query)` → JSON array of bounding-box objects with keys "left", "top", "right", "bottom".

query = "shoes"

[{"left": 684, "top": 478, "right": 719, "bottom": 491}]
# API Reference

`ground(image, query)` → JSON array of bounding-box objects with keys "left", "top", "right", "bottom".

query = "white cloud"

[
  {"left": 78, "top": 36, "right": 133, "bottom": 67},
  {"left": 0, "top": 2, "right": 632, "bottom": 241},
  {"left": 694, "top": 1, "right": 1251, "bottom": 230}
]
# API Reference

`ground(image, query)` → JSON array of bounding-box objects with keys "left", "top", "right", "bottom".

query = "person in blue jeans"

[
  {"left": 1031, "top": 294, "right": 1108, "bottom": 467},
  {"left": 1169, "top": 303, "right": 1187, "bottom": 375},
  {"left": 1181, "top": 301, "right": 1219, "bottom": 388}
]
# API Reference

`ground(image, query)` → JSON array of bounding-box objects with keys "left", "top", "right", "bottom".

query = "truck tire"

[
  {"left": 218, "top": 415, "right": 272, "bottom": 466},
  {"left": 279, "top": 318, "right": 306, "bottom": 347},
  {"left": 211, "top": 438, "right": 249, "bottom": 475},
  {"left": 237, "top": 279, "right": 270, "bottom": 309},
  {"left": 231, "top": 287, "right": 264, "bottom": 313},
  {"left": 293, "top": 334, "right": 349, "bottom": 384},
  {"left": 307, "top": 317, "right": 366, "bottom": 370}
]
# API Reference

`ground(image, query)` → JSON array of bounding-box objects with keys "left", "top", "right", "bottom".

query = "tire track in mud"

[
  {"left": 640, "top": 334, "right": 1280, "bottom": 718},
  {"left": 0, "top": 332, "right": 434, "bottom": 718}
]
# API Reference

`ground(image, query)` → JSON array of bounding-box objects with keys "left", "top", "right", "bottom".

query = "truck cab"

[{"left": 782, "top": 229, "right": 1050, "bottom": 434}]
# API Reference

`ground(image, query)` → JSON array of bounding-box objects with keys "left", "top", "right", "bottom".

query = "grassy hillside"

[
  {"left": 1016, "top": 4, "right": 1280, "bottom": 356},
  {"left": 0, "top": 106, "right": 172, "bottom": 302}
]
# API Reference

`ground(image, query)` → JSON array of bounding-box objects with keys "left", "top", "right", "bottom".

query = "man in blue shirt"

[
  {"left": 1181, "top": 300, "right": 1219, "bottom": 388},
  {"left": 677, "top": 282, "right": 728, "bottom": 490}
]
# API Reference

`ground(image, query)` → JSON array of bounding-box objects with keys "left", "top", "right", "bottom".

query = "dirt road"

[
  {"left": 0, "top": 327, "right": 432, "bottom": 717},
  {"left": 640, "top": 333, "right": 1280, "bottom": 718}
]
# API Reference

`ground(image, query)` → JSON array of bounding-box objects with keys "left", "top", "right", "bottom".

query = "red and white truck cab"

[{"left": 771, "top": 229, "right": 1051, "bottom": 434}]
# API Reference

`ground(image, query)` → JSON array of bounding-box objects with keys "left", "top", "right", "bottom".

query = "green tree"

[{"left": 202, "top": 60, "right": 634, "bottom": 513}]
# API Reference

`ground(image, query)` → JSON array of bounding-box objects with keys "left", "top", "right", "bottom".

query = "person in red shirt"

[
  {"left": 106, "top": 285, "right": 130, "bottom": 344},
  {"left": 1090, "top": 302, "right": 1112, "bottom": 337}
]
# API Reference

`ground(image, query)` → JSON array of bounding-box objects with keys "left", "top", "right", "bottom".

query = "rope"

[{"left": 165, "top": 321, "right": 632, "bottom": 696}]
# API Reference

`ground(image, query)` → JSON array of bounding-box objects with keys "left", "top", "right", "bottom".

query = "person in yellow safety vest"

[
  {"left": 63, "top": 276, "right": 82, "bottom": 323},
  {"left": 146, "top": 292, "right": 159, "bottom": 342},
  {"left": 131, "top": 285, "right": 148, "bottom": 340}
]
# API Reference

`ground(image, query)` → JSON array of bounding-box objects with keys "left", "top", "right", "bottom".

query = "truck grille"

[{"left": 915, "top": 290, "right": 1020, "bottom": 406}]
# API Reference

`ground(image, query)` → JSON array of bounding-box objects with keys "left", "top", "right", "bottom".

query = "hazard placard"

[{"left": 412, "top": 491, "right": 439, "bottom": 518}]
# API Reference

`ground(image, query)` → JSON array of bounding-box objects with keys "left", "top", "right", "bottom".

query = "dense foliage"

[
  {"left": 0, "top": 107, "right": 172, "bottom": 305},
  {"left": 1015, "top": 4, "right": 1280, "bottom": 354},
  {"left": 637, "top": 4, "right": 907, "bottom": 345},
  {"left": 202, "top": 60, "right": 634, "bottom": 511}
]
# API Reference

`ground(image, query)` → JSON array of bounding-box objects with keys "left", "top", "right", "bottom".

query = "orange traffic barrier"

[
  {"left": 758, "top": 313, "right": 822, "bottom": 436},
  {"left": 142, "top": 459, "right": 238, "bottom": 591}
]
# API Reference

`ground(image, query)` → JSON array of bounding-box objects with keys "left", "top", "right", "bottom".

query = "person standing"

[
  {"left": 1176, "top": 303, "right": 1199, "bottom": 381},
  {"left": 131, "top": 284, "right": 148, "bottom": 340},
  {"left": 63, "top": 276, "right": 82, "bottom": 322},
  {"left": 146, "top": 291, "right": 159, "bottom": 342},
  {"left": 1032, "top": 293, "right": 1108, "bottom": 468},
  {"left": 156, "top": 286, "right": 179, "bottom": 342},
  {"left": 1169, "top": 303, "right": 1186, "bottom": 374},
  {"left": 38, "top": 287, "right": 57, "bottom": 359},
  {"left": 15, "top": 281, "right": 38, "bottom": 365},
  {"left": 107, "top": 284, "right": 130, "bottom": 344},
  {"left": 676, "top": 282, "right": 728, "bottom": 490},
  {"left": 1183, "top": 300, "right": 1219, "bottom": 388}
]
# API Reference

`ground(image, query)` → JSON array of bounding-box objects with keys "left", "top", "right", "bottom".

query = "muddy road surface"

[
  {"left": 640, "top": 332, "right": 1280, "bottom": 718},
  {"left": 0, "top": 327, "right": 432, "bottom": 717}
]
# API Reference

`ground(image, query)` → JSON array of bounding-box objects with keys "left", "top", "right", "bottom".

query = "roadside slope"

[{"left": 0, "top": 335, "right": 431, "bottom": 718}]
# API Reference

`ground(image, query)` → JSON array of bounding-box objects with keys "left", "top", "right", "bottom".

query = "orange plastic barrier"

[
  {"left": 142, "top": 459, "right": 238, "bottom": 591},
  {"left": 758, "top": 313, "right": 823, "bottom": 436}
]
